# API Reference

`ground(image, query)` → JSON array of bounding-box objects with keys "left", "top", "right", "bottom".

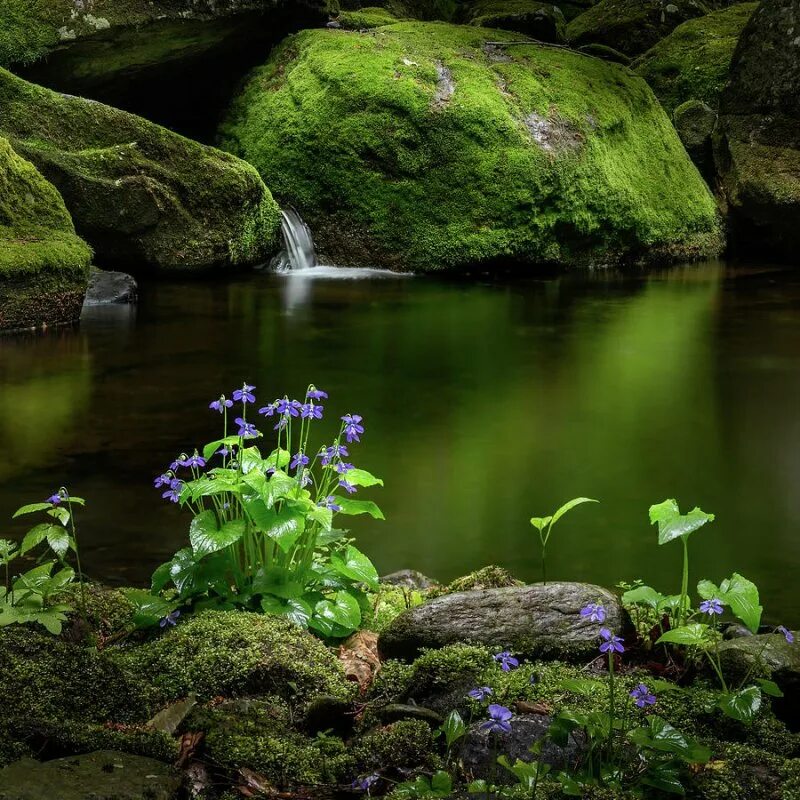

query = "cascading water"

[{"left": 271, "top": 208, "right": 317, "bottom": 272}]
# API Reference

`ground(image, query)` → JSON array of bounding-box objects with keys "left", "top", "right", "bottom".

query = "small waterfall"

[{"left": 272, "top": 208, "right": 317, "bottom": 272}]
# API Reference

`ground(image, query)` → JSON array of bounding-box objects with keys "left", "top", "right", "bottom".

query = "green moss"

[
  {"left": 633, "top": 4, "right": 756, "bottom": 115},
  {"left": 362, "top": 584, "right": 429, "bottom": 633},
  {"left": 116, "top": 610, "right": 355, "bottom": 705},
  {"left": 220, "top": 21, "right": 722, "bottom": 272},
  {"left": 0, "top": 136, "right": 91, "bottom": 330},
  {"left": 54, "top": 583, "right": 137, "bottom": 643},
  {"left": 188, "top": 697, "right": 354, "bottom": 786},
  {"left": 338, "top": 6, "right": 402, "bottom": 28},
  {"left": 0, "top": 67, "right": 280, "bottom": 271},
  {"left": 567, "top": 0, "right": 711, "bottom": 58},
  {"left": 352, "top": 719, "right": 438, "bottom": 774},
  {"left": 430, "top": 565, "right": 523, "bottom": 597},
  {"left": 465, "top": 0, "right": 567, "bottom": 42}
]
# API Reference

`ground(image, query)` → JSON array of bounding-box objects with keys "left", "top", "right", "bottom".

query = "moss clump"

[
  {"left": 0, "top": 136, "right": 91, "bottom": 330},
  {"left": 338, "top": 6, "right": 403, "bottom": 28},
  {"left": 432, "top": 565, "right": 523, "bottom": 597},
  {"left": 633, "top": 4, "right": 756, "bottom": 115},
  {"left": 54, "top": 583, "right": 137, "bottom": 644},
  {"left": 465, "top": 0, "right": 567, "bottom": 42},
  {"left": 0, "top": 67, "right": 280, "bottom": 272},
  {"left": 567, "top": 0, "right": 711, "bottom": 58},
  {"left": 362, "top": 584, "right": 430, "bottom": 633},
  {"left": 116, "top": 610, "right": 355, "bottom": 705},
  {"left": 352, "top": 719, "right": 438, "bottom": 774},
  {"left": 188, "top": 697, "right": 354, "bottom": 786},
  {"left": 220, "top": 21, "right": 722, "bottom": 272}
]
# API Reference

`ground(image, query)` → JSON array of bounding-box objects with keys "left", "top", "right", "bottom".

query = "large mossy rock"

[
  {"left": 378, "top": 581, "right": 629, "bottom": 660},
  {"left": 464, "top": 0, "right": 568, "bottom": 42},
  {"left": 715, "top": 0, "right": 800, "bottom": 260},
  {"left": 0, "top": 68, "right": 280, "bottom": 271},
  {"left": 566, "top": 0, "right": 711, "bottom": 58},
  {"left": 220, "top": 22, "right": 722, "bottom": 271},
  {"left": 0, "top": 137, "right": 91, "bottom": 330},
  {"left": 634, "top": 3, "right": 757, "bottom": 115},
  {"left": 0, "top": 751, "right": 181, "bottom": 800}
]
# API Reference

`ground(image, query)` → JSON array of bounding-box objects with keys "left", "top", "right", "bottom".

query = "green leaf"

[
  {"left": 261, "top": 595, "right": 313, "bottom": 627},
  {"left": 124, "top": 589, "right": 178, "bottom": 629},
  {"left": 330, "top": 545, "right": 379, "bottom": 590},
  {"left": 467, "top": 780, "right": 488, "bottom": 794},
  {"left": 640, "top": 765, "right": 686, "bottom": 795},
  {"left": 190, "top": 513, "right": 246, "bottom": 558},
  {"left": 657, "top": 623, "right": 711, "bottom": 647},
  {"left": 342, "top": 468, "right": 384, "bottom": 488},
  {"left": 310, "top": 590, "right": 362, "bottom": 637},
  {"left": 756, "top": 678, "right": 784, "bottom": 698},
  {"left": 530, "top": 516, "right": 552, "bottom": 532},
  {"left": 46, "top": 526, "right": 70, "bottom": 559},
  {"left": 698, "top": 573, "right": 762, "bottom": 633},
  {"left": 13, "top": 562, "right": 56, "bottom": 595},
  {"left": 253, "top": 566, "right": 305, "bottom": 600},
  {"left": 202, "top": 436, "right": 242, "bottom": 462},
  {"left": 649, "top": 499, "right": 715, "bottom": 545},
  {"left": 307, "top": 504, "right": 333, "bottom": 531},
  {"left": 333, "top": 497, "right": 384, "bottom": 520},
  {"left": 550, "top": 497, "right": 598, "bottom": 526},
  {"left": 558, "top": 677, "right": 604, "bottom": 696},
  {"left": 20, "top": 523, "right": 61, "bottom": 555},
  {"left": 46, "top": 507, "right": 71, "bottom": 526},
  {"left": 441, "top": 710, "right": 466, "bottom": 747},
  {"left": 622, "top": 585, "right": 666, "bottom": 608},
  {"left": 430, "top": 771, "right": 452, "bottom": 796},
  {"left": 245, "top": 502, "right": 305, "bottom": 553},
  {"left": 718, "top": 686, "right": 762, "bottom": 723},
  {"left": 12, "top": 503, "right": 54, "bottom": 518}
]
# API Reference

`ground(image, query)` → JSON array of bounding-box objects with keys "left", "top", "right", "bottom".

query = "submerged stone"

[
  {"left": 0, "top": 68, "right": 280, "bottom": 272},
  {"left": 378, "top": 581, "right": 629, "bottom": 660},
  {"left": 220, "top": 21, "right": 722, "bottom": 272},
  {"left": 0, "top": 136, "right": 91, "bottom": 331}
]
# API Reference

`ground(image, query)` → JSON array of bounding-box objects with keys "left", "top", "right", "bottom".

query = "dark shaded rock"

[
  {"left": 0, "top": 750, "right": 180, "bottom": 800},
  {"left": 723, "top": 622, "right": 755, "bottom": 640},
  {"left": 302, "top": 695, "right": 355, "bottom": 737},
  {"left": 674, "top": 99, "right": 717, "bottom": 180},
  {"left": 83, "top": 268, "right": 138, "bottom": 306},
  {"left": 567, "top": 0, "right": 711, "bottom": 57},
  {"left": 462, "top": 714, "right": 585, "bottom": 782},
  {"left": 378, "top": 582, "right": 628, "bottom": 661},
  {"left": 381, "top": 569, "right": 438, "bottom": 589},
  {"left": 577, "top": 42, "right": 632, "bottom": 64},
  {"left": 715, "top": 0, "right": 800, "bottom": 260},
  {"left": 378, "top": 703, "right": 444, "bottom": 726},
  {"left": 465, "top": 1, "right": 568, "bottom": 43}
]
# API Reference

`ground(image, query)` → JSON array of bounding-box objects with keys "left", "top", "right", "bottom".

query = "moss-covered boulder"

[
  {"left": 715, "top": 0, "right": 800, "bottom": 261},
  {"left": 0, "top": 137, "right": 91, "bottom": 331},
  {"left": 0, "top": 68, "right": 280, "bottom": 271},
  {"left": 567, "top": 0, "right": 711, "bottom": 58},
  {"left": 220, "top": 22, "right": 722, "bottom": 271},
  {"left": 464, "top": 0, "right": 567, "bottom": 42},
  {"left": 337, "top": 6, "right": 404, "bottom": 28},
  {"left": 116, "top": 610, "right": 354, "bottom": 705},
  {"left": 673, "top": 99, "right": 716, "bottom": 179},
  {"left": 633, "top": 3, "right": 757, "bottom": 115}
]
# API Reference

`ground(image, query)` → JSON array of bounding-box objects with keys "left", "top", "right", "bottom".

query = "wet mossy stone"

[
  {"left": 715, "top": 0, "right": 800, "bottom": 261},
  {"left": 673, "top": 99, "right": 716, "bottom": 180},
  {"left": 464, "top": 0, "right": 568, "bottom": 43},
  {"left": 0, "top": 750, "right": 181, "bottom": 800},
  {"left": 566, "top": 0, "right": 711, "bottom": 58},
  {"left": 633, "top": 3, "right": 757, "bottom": 115},
  {"left": 116, "top": 610, "right": 354, "bottom": 705},
  {"left": 351, "top": 719, "right": 437, "bottom": 775},
  {"left": 0, "top": 136, "right": 91, "bottom": 331},
  {"left": 0, "top": 68, "right": 280, "bottom": 272},
  {"left": 378, "top": 581, "right": 629, "bottom": 661},
  {"left": 220, "top": 22, "right": 722, "bottom": 272},
  {"left": 337, "top": 6, "right": 403, "bottom": 28}
]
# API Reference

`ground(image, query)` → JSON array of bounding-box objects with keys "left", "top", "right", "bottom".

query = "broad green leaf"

[
  {"left": 333, "top": 497, "right": 384, "bottom": 520},
  {"left": 124, "top": 589, "right": 178, "bottom": 629},
  {"left": 12, "top": 503, "right": 54, "bottom": 518},
  {"left": 20, "top": 524, "right": 61, "bottom": 555},
  {"left": 622, "top": 585, "right": 666, "bottom": 608},
  {"left": 202, "top": 435, "right": 241, "bottom": 462},
  {"left": 330, "top": 545, "right": 379, "bottom": 590},
  {"left": 551, "top": 497, "right": 598, "bottom": 526},
  {"left": 189, "top": 511, "right": 219, "bottom": 558},
  {"left": 46, "top": 507, "right": 71, "bottom": 526},
  {"left": 441, "top": 710, "right": 466, "bottom": 747},
  {"left": 46, "top": 526, "right": 70, "bottom": 559},
  {"left": 430, "top": 771, "right": 452, "bottom": 795},
  {"left": 558, "top": 677, "right": 604, "bottom": 696},
  {"left": 261, "top": 595, "right": 313, "bottom": 627},
  {"left": 467, "top": 780, "right": 488, "bottom": 794},
  {"left": 48, "top": 567, "right": 76, "bottom": 594},
  {"left": 698, "top": 573, "right": 762, "bottom": 633},
  {"left": 342, "top": 468, "right": 383, "bottom": 488},
  {"left": 311, "top": 590, "right": 362, "bottom": 636},
  {"left": 13, "top": 562, "right": 56, "bottom": 595},
  {"left": 307, "top": 505, "right": 333, "bottom": 531},
  {"left": 253, "top": 566, "right": 305, "bottom": 600},
  {"left": 718, "top": 685, "right": 761, "bottom": 723},
  {"left": 640, "top": 765, "right": 686, "bottom": 795},
  {"left": 649, "top": 499, "right": 714, "bottom": 545},
  {"left": 530, "top": 516, "right": 552, "bottom": 532},
  {"left": 657, "top": 623, "right": 711, "bottom": 647},
  {"left": 756, "top": 678, "right": 784, "bottom": 698}
]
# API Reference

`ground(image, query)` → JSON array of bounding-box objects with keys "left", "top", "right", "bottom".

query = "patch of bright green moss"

[
  {"left": 352, "top": 719, "right": 438, "bottom": 774},
  {"left": 220, "top": 21, "right": 722, "bottom": 272},
  {"left": 633, "top": 3, "right": 757, "bottom": 115},
  {"left": 338, "top": 6, "right": 402, "bottom": 28}
]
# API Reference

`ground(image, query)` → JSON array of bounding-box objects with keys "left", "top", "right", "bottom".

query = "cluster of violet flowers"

[{"left": 152, "top": 382, "right": 367, "bottom": 509}]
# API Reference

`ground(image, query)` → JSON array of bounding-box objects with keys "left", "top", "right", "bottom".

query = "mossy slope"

[
  {"left": 0, "top": 136, "right": 91, "bottom": 330},
  {"left": 0, "top": 67, "right": 280, "bottom": 271},
  {"left": 220, "top": 21, "right": 722, "bottom": 271},
  {"left": 634, "top": 3, "right": 756, "bottom": 115}
]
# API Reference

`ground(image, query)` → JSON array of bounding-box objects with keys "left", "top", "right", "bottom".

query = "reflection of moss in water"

[{"left": 0, "top": 337, "right": 91, "bottom": 479}]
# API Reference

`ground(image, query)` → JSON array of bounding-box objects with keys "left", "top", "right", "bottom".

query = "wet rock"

[
  {"left": 465, "top": 1, "right": 568, "bottom": 44},
  {"left": 674, "top": 100, "right": 717, "bottom": 180},
  {"left": 83, "top": 268, "right": 138, "bottom": 306},
  {"left": 462, "top": 714, "right": 585, "bottom": 782},
  {"left": 381, "top": 569, "right": 438, "bottom": 589},
  {"left": 378, "top": 582, "right": 628, "bottom": 661},
  {"left": 718, "top": 632, "right": 800, "bottom": 696},
  {"left": 0, "top": 750, "right": 180, "bottom": 800}
]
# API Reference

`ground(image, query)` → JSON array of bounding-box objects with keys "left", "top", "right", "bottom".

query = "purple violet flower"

[
  {"left": 290, "top": 452, "right": 310, "bottom": 471},
  {"left": 276, "top": 398, "right": 301, "bottom": 417},
  {"left": 777, "top": 626, "right": 795, "bottom": 644},
  {"left": 235, "top": 418, "right": 258, "bottom": 438},
  {"left": 468, "top": 686, "right": 493, "bottom": 701},
  {"left": 232, "top": 384, "right": 256, "bottom": 404},
  {"left": 351, "top": 774, "right": 379, "bottom": 793},
  {"left": 580, "top": 603, "right": 607, "bottom": 623},
  {"left": 342, "top": 414, "right": 365, "bottom": 443},
  {"left": 159, "top": 610, "right": 181, "bottom": 628},
  {"left": 182, "top": 453, "right": 206, "bottom": 469},
  {"left": 700, "top": 598, "right": 724, "bottom": 616},
  {"left": 216, "top": 446, "right": 233, "bottom": 458},
  {"left": 209, "top": 397, "right": 233, "bottom": 413},
  {"left": 319, "top": 496, "right": 342, "bottom": 513},
  {"left": 307, "top": 387, "right": 328, "bottom": 400},
  {"left": 334, "top": 462, "right": 355, "bottom": 475},
  {"left": 321, "top": 444, "right": 349, "bottom": 466},
  {"left": 630, "top": 684, "right": 656, "bottom": 708},
  {"left": 339, "top": 479, "right": 357, "bottom": 494},
  {"left": 301, "top": 472, "right": 313, "bottom": 488},
  {"left": 494, "top": 651, "right": 519, "bottom": 672},
  {"left": 480, "top": 704, "right": 513, "bottom": 735},
  {"left": 153, "top": 473, "right": 173, "bottom": 489},
  {"left": 301, "top": 403, "right": 324, "bottom": 420},
  {"left": 162, "top": 479, "right": 184, "bottom": 504},
  {"left": 599, "top": 628, "right": 625, "bottom": 654},
  {"left": 258, "top": 402, "right": 277, "bottom": 417},
  {"left": 46, "top": 493, "right": 62, "bottom": 505}
]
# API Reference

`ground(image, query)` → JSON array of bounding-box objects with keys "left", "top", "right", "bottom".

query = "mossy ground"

[
  {"left": 0, "top": 67, "right": 280, "bottom": 271},
  {"left": 634, "top": 3, "right": 757, "bottom": 115},
  {"left": 338, "top": 6, "right": 403, "bottom": 28},
  {"left": 220, "top": 21, "right": 722, "bottom": 272}
]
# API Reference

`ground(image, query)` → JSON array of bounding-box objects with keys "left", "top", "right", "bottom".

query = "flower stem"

[{"left": 680, "top": 537, "right": 690, "bottom": 627}]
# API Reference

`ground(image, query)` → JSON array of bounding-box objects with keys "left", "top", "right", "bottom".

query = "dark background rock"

[
  {"left": 83, "top": 268, "right": 138, "bottom": 306},
  {"left": 378, "top": 582, "right": 628, "bottom": 661},
  {"left": 674, "top": 99, "right": 717, "bottom": 182},
  {"left": 381, "top": 569, "right": 437, "bottom": 590}
]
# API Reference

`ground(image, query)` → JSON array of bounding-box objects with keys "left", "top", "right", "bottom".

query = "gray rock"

[
  {"left": 674, "top": 99, "right": 717, "bottom": 181},
  {"left": 378, "top": 582, "right": 628, "bottom": 662},
  {"left": 0, "top": 750, "right": 180, "bottom": 800},
  {"left": 83, "top": 268, "right": 138, "bottom": 306},
  {"left": 380, "top": 569, "right": 437, "bottom": 590},
  {"left": 462, "top": 714, "right": 584, "bottom": 782}
]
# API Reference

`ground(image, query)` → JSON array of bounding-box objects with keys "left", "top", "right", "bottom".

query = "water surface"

[{"left": 2, "top": 262, "right": 799, "bottom": 621}]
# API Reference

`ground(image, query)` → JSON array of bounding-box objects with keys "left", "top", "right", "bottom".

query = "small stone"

[
  {"left": 380, "top": 569, "right": 437, "bottom": 590},
  {"left": 83, "top": 268, "right": 138, "bottom": 306}
]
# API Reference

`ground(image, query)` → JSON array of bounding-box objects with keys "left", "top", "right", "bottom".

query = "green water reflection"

[{"left": 1, "top": 263, "right": 798, "bottom": 621}]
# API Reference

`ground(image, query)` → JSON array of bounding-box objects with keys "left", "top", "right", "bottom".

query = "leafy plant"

[
  {"left": 141, "top": 383, "right": 384, "bottom": 638},
  {"left": 393, "top": 771, "right": 453, "bottom": 799},
  {"left": 438, "top": 710, "right": 467, "bottom": 766},
  {"left": 530, "top": 497, "right": 597, "bottom": 583}
]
